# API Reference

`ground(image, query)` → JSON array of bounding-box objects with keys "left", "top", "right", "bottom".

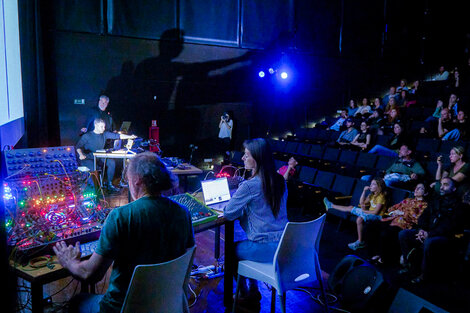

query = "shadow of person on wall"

[
  {"left": 105, "top": 60, "right": 135, "bottom": 129},
  {"left": 129, "top": 28, "right": 252, "bottom": 156}
]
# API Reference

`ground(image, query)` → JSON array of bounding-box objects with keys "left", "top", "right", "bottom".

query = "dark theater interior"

[{"left": 1, "top": 1, "right": 470, "bottom": 312}]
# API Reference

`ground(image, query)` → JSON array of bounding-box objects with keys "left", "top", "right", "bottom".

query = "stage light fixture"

[
  {"left": 268, "top": 68, "right": 275, "bottom": 74},
  {"left": 280, "top": 72, "right": 288, "bottom": 79},
  {"left": 258, "top": 71, "right": 265, "bottom": 78}
]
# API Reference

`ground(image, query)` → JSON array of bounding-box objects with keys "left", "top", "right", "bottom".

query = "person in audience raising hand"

[{"left": 323, "top": 178, "right": 387, "bottom": 250}]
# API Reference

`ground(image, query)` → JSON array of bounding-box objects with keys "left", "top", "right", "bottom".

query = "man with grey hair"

[
  {"left": 81, "top": 95, "right": 114, "bottom": 133},
  {"left": 53, "top": 152, "right": 195, "bottom": 313}
]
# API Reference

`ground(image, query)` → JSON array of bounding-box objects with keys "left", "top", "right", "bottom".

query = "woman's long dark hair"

[{"left": 243, "top": 138, "right": 286, "bottom": 218}]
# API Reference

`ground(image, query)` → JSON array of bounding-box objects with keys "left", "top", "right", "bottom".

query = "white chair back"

[
  {"left": 121, "top": 245, "right": 196, "bottom": 313},
  {"left": 273, "top": 214, "right": 326, "bottom": 293}
]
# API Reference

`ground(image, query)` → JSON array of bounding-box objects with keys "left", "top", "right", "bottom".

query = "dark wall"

[{"left": 35, "top": 0, "right": 470, "bottom": 154}]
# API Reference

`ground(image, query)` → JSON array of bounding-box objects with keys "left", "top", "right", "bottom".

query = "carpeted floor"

[{"left": 190, "top": 215, "right": 470, "bottom": 313}]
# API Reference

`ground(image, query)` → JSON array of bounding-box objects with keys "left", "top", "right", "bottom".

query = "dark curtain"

[
  {"left": 241, "top": 0, "right": 294, "bottom": 48},
  {"left": 180, "top": 0, "right": 239, "bottom": 45},
  {"left": 19, "top": 0, "right": 59, "bottom": 147},
  {"left": 108, "top": 0, "right": 176, "bottom": 39},
  {"left": 44, "top": 0, "right": 103, "bottom": 34}
]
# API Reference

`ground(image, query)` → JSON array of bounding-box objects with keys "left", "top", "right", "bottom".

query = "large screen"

[{"left": 0, "top": 0, "right": 23, "bottom": 126}]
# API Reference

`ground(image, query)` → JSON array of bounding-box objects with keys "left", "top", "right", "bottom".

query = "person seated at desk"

[
  {"left": 76, "top": 118, "right": 137, "bottom": 192},
  {"left": 224, "top": 138, "right": 288, "bottom": 304},
  {"left": 53, "top": 152, "right": 194, "bottom": 313}
]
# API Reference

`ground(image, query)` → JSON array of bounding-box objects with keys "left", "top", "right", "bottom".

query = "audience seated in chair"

[
  {"left": 326, "top": 109, "right": 349, "bottom": 132},
  {"left": 382, "top": 144, "right": 425, "bottom": 189},
  {"left": 396, "top": 78, "right": 409, "bottom": 93},
  {"left": 369, "top": 122, "right": 406, "bottom": 157},
  {"left": 355, "top": 97, "right": 372, "bottom": 118},
  {"left": 382, "top": 86, "right": 400, "bottom": 107},
  {"left": 323, "top": 177, "right": 387, "bottom": 251},
  {"left": 372, "top": 97, "right": 384, "bottom": 111},
  {"left": 334, "top": 118, "right": 359, "bottom": 148},
  {"left": 278, "top": 157, "right": 298, "bottom": 181},
  {"left": 367, "top": 183, "right": 428, "bottom": 265},
  {"left": 398, "top": 177, "right": 465, "bottom": 283},
  {"left": 432, "top": 146, "right": 469, "bottom": 196},
  {"left": 442, "top": 109, "right": 468, "bottom": 141},
  {"left": 346, "top": 99, "right": 358, "bottom": 116},
  {"left": 366, "top": 109, "right": 385, "bottom": 135},
  {"left": 379, "top": 107, "right": 401, "bottom": 135},
  {"left": 350, "top": 121, "right": 372, "bottom": 151}
]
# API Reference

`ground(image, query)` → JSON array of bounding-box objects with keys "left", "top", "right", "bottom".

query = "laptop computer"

[
  {"left": 201, "top": 177, "right": 231, "bottom": 211},
  {"left": 120, "top": 121, "right": 131, "bottom": 133}
]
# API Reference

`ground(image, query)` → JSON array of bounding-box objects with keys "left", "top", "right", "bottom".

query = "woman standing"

[{"left": 224, "top": 138, "right": 288, "bottom": 302}]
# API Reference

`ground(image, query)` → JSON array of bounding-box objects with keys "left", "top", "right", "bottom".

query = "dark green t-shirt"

[{"left": 95, "top": 196, "right": 195, "bottom": 313}]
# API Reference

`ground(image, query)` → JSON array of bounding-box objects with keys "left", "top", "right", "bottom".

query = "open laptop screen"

[
  {"left": 120, "top": 121, "right": 131, "bottom": 133},
  {"left": 201, "top": 177, "right": 231, "bottom": 205}
]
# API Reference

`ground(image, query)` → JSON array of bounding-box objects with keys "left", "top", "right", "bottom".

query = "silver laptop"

[{"left": 201, "top": 177, "right": 231, "bottom": 211}]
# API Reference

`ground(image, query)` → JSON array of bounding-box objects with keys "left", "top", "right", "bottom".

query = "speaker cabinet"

[
  {"left": 328, "top": 255, "right": 387, "bottom": 312},
  {"left": 388, "top": 288, "right": 449, "bottom": 313}
]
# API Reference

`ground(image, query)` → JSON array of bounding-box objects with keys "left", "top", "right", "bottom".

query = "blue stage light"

[
  {"left": 258, "top": 71, "right": 265, "bottom": 78},
  {"left": 268, "top": 68, "right": 275, "bottom": 74},
  {"left": 280, "top": 72, "right": 288, "bottom": 79}
]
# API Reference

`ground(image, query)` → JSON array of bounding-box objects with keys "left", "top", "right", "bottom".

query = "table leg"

[
  {"left": 224, "top": 221, "right": 234, "bottom": 309},
  {"left": 31, "top": 282, "right": 43, "bottom": 313},
  {"left": 214, "top": 226, "right": 220, "bottom": 259}
]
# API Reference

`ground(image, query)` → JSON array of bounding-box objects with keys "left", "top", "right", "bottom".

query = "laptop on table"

[{"left": 201, "top": 177, "right": 232, "bottom": 212}]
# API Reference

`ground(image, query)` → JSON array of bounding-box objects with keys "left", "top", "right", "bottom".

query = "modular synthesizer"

[{"left": 2, "top": 146, "right": 111, "bottom": 263}]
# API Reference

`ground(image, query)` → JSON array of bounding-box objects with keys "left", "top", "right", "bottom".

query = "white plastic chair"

[
  {"left": 121, "top": 245, "right": 196, "bottom": 313},
  {"left": 233, "top": 214, "right": 328, "bottom": 313}
]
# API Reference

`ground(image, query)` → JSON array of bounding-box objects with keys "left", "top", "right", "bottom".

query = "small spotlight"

[
  {"left": 280, "top": 72, "right": 288, "bottom": 79},
  {"left": 258, "top": 71, "right": 265, "bottom": 78},
  {"left": 268, "top": 68, "right": 275, "bottom": 74}
]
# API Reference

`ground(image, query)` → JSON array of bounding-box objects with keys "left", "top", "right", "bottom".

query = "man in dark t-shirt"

[
  {"left": 53, "top": 152, "right": 195, "bottom": 313},
  {"left": 77, "top": 118, "right": 136, "bottom": 191}
]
